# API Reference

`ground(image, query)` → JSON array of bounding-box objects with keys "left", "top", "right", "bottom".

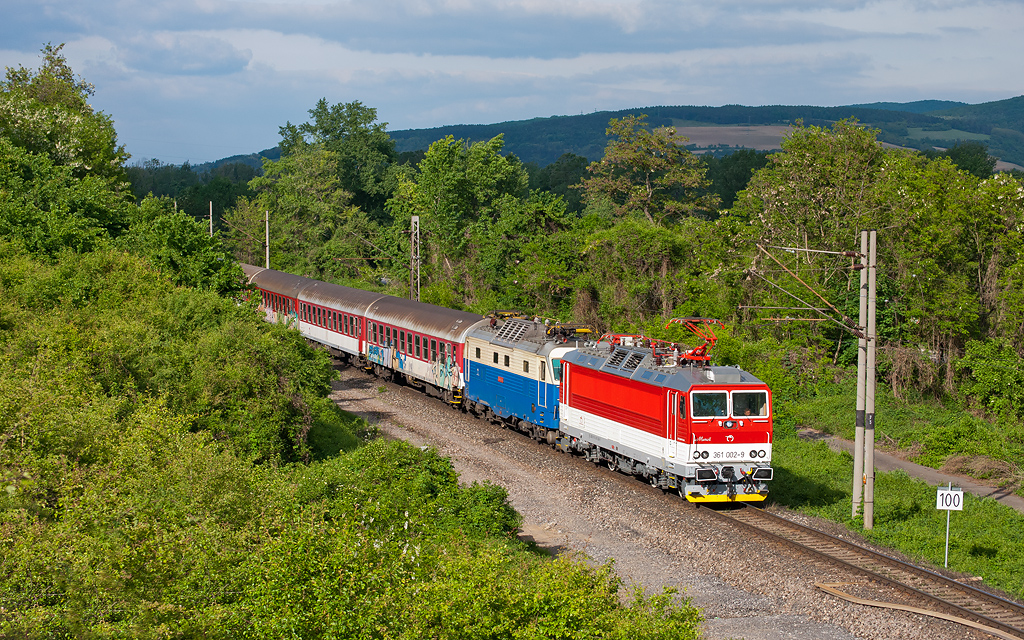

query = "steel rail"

[{"left": 705, "top": 505, "right": 1024, "bottom": 639}]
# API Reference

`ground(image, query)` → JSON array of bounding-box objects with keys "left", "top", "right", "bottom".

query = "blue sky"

[{"left": 3, "top": 0, "right": 1022, "bottom": 164}]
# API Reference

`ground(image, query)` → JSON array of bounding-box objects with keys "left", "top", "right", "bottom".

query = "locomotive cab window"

[
  {"left": 733, "top": 391, "right": 768, "bottom": 417},
  {"left": 691, "top": 392, "right": 728, "bottom": 418},
  {"left": 552, "top": 358, "right": 563, "bottom": 381}
]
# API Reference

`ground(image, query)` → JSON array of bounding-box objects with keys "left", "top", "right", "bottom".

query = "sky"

[{"left": 2, "top": 0, "right": 1022, "bottom": 165}]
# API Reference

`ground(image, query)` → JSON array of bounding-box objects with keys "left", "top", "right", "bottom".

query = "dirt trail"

[{"left": 798, "top": 429, "right": 1024, "bottom": 514}]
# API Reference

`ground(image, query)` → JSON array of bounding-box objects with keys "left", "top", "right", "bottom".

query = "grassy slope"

[{"left": 772, "top": 383, "right": 1024, "bottom": 599}]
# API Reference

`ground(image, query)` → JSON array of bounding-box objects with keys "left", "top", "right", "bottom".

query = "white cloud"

[{"left": 2, "top": 0, "right": 1020, "bottom": 163}]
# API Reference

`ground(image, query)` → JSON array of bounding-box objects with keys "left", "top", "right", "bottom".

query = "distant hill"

[
  {"left": 844, "top": 100, "right": 969, "bottom": 114},
  {"left": 389, "top": 104, "right": 954, "bottom": 166},
  {"left": 204, "top": 96, "right": 1024, "bottom": 170},
  {"left": 190, "top": 147, "right": 280, "bottom": 174}
]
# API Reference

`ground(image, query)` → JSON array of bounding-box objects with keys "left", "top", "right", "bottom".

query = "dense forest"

[{"left": 0, "top": 47, "right": 705, "bottom": 637}]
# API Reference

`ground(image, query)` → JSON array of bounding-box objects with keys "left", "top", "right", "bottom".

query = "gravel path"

[{"left": 330, "top": 367, "right": 1001, "bottom": 640}]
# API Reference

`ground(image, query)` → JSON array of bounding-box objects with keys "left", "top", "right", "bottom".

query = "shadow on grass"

[{"left": 768, "top": 463, "right": 848, "bottom": 510}]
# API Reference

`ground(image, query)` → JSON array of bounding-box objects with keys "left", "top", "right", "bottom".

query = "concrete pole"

[
  {"left": 410, "top": 215, "right": 420, "bottom": 302},
  {"left": 864, "top": 229, "right": 877, "bottom": 529},
  {"left": 265, "top": 210, "right": 270, "bottom": 269},
  {"left": 852, "top": 230, "right": 868, "bottom": 518}
]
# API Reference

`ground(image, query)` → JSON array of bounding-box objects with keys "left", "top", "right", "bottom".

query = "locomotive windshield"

[
  {"left": 691, "top": 390, "right": 769, "bottom": 418},
  {"left": 734, "top": 391, "right": 768, "bottom": 416},
  {"left": 551, "top": 358, "right": 563, "bottom": 381},
  {"left": 692, "top": 392, "right": 728, "bottom": 417}
]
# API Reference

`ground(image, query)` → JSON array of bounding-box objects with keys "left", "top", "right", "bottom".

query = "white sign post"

[{"left": 936, "top": 483, "right": 963, "bottom": 568}]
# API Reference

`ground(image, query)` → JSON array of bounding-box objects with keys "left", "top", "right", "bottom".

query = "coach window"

[
  {"left": 475, "top": 347, "right": 481, "bottom": 359},
  {"left": 504, "top": 354, "right": 510, "bottom": 367},
  {"left": 430, "top": 339, "right": 438, "bottom": 361},
  {"left": 332, "top": 312, "right": 337, "bottom": 331},
  {"left": 493, "top": 352, "right": 499, "bottom": 364},
  {"left": 400, "top": 331, "right": 406, "bottom": 352},
  {"left": 415, "top": 335, "right": 421, "bottom": 358},
  {"left": 345, "top": 315, "right": 351, "bottom": 335},
  {"left": 385, "top": 326, "right": 391, "bottom": 346},
  {"left": 440, "top": 342, "right": 446, "bottom": 361}
]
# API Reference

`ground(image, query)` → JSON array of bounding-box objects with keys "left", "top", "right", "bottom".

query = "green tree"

[
  {"left": 579, "top": 115, "right": 718, "bottom": 225},
  {"left": 1, "top": 43, "right": 129, "bottom": 183},
  {"left": 0, "top": 137, "right": 132, "bottom": 255},
  {"left": 118, "top": 196, "right": 243, "bottom": 293},
  {"left": 703, "top": 148, "right": 772, "bottom": 209},
  {"left": 385, "top": 135, "right": 529, "bottom": 295},
  {"left": 530, "top": 152, "right": 589, "bottom": 214},
  {"left": 279, "top": 99, "right": 398, "bottom": 218},
  {"left": 922, "top": 140, "right": 997, "bottom": 179}
]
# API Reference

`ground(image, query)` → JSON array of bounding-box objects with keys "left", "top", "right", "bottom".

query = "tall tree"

[
  {"left": 579, "top": 115, "right": 718, "bottom": 225},
  {"left": 1, "top": 44, "right": 129, "bottom": 183},
  {"left": 279, "top": 99, "right": 397, "bottom": 218}
]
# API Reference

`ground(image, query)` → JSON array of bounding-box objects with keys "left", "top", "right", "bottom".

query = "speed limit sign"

[
  {"left": 936, "top": 483, "right": 963, "bottom": 568},
  {"left": 937, "top": 486, "right": 964, "bottom": 511}
]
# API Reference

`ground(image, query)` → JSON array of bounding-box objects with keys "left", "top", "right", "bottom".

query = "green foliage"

[
  {"left": 956, "top": 339, "right": 1024, "bottom": 419},
  {"left": 0, "top": 43, "right": 129, "bottom": 183},
  {"left": 702, "top": 148, "right": 772, "bottom": 209},
  {"left": 118, "top": 196, "right": 243, "bottom": 293},
  {"left": 0, "top": 137, "right": 132, "bottom": 256},
  {"left": 280, "top": 99, "right": 398, "bottom": 218},
  {"left": 579, "top": 115, "right": 718, "bottom": 225},
  {"left": 528, "top": 152, "right": 589, "bottom": 214}
]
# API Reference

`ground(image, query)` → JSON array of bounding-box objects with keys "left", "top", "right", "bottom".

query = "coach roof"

[{"left": 365, "top": 296, "right": 485, "bottom": 342}]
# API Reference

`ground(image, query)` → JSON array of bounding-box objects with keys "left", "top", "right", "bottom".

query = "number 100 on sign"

[{"left": 936, "top": 488, "right": 963, "bottom": 511}]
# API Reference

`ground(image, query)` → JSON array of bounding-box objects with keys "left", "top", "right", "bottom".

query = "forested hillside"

[
  {"left": 0, "top": 47, "right": 704, "bottom": 637},
  {"left": 386, "top": 98, "right": 1024, "bottom": 166}
]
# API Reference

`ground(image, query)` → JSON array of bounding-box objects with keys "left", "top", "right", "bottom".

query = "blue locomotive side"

[{"left": 462, "top": 318, "right": 587, "bottom": 442}]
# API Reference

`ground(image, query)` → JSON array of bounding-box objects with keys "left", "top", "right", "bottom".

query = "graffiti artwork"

[
  {"left": 432, "top": 352, "right": 461, "bottom": 390},
  {"left": 368, "top": 342, "right": 407, "bottom": 371}
]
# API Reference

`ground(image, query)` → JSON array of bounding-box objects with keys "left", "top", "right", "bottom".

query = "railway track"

[{"left": 705, "top": 504, "right": 1024, "bottom": 639}]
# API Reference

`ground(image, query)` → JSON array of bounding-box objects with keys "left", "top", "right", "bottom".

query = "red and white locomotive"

[{"left": 558, "top": 321, "right": 773, "bottom": 502}]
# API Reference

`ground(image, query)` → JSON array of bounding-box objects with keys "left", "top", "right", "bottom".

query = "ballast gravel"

[{"left": 329, "top": 367, "right": 1000, "bottom": 640}]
